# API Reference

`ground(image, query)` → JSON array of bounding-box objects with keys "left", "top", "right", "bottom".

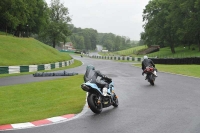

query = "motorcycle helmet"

[
  {"left": 144, "top": 55, "right": 148, "bottom": 59},
  {"left": 86, "top": 65, "right": 95, "bottom": 70}
]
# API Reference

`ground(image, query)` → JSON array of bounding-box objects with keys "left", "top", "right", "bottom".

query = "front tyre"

[
  {"left": 112, "top": 93, "right": 119, "bottom": 107},
  {"left": 87, "top": 93, "right": 102, "bottom": 114}
]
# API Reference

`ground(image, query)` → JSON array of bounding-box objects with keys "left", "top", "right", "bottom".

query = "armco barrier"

[
  {"left": 0, "top": 67, "right": 9, "bottom": 74},
  {"left": 90, "top": 55, "right": 143, "bottom": 62},
  {"left": 151, "top": 57, "right": 200, "bottom": 64},
  {"left": 0, "top": 59, "right": 74, "bottom": 74},
  {"left": 90, "top": 55, "right": 200, "bottom": 65}
]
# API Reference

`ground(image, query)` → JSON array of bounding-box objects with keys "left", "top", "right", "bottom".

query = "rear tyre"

[
  {"left": 150, "top": 80, "right": 154, "bottom": 86},
  {"left": 87, "top": 93, "right": 102, "bottom": 114},
  {"left": 149, "top": 74, "right": 155, "bottom": 86}
]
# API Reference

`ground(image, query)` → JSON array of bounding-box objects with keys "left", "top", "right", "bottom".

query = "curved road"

[{"left": 2, "top": 55, "right": 200, "bottom": 133}]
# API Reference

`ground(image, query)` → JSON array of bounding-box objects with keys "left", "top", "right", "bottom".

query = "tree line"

[
  {"left": 68, "top": 26, "right": 136, "bottom": 51},
  {"left": 0, "top": 0, "right": 49, "bottom": 38},
  {"left": 0, "top": 0, "right": 71, "bottom": 48},
  {"left": 141, "top": 0, "right": 200, "bottom": 53},
  {"left": 0, "top": 0, "right": 136, "bottom": 51}
]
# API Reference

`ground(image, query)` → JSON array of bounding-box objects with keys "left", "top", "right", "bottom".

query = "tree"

[
  {"left": 82, "top": 30, "right": 91, "bottom": 50},
  {"left": 142, "top": 0, "right": 200, "bottom": 53},
  {"left": 44, "top": 0, "right": 71, "bottom": 48},
  {"left": 0, "top": 0, "right": 29, "bottom": 36},
  {"left": 26, "top": 0, "right": 49, "bottom": 35},
  {"left": 104, "top": 40, "right": 114, "bottom": 51},
  {"left": 114, "top": 36, "right": 122, "bottom": 51},
  {"left": 142, "top": 0, "right": 177, "bottom": 53},
  {"left": 75, "top": 35, "right": 85, "bottom": 49},
  {"left": 0, "top": 0, "right": 49, "bottom": 37}
]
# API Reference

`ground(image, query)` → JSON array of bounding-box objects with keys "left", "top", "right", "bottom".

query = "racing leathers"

[{"left": 84, "top": 68, "right": 109, "bottom": 95}]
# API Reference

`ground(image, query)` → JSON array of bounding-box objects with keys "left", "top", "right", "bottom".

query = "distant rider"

[
  {"left": 84, "top": 65, "right": 110, "bottom": 96},
  {"left": 142, "top": 55, "right": 157, "bottom": 77}
]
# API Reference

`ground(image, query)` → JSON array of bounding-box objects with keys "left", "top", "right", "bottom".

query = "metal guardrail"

[
  {"left": 90, "top": 55, "right": 200, "bottom": 64},
  {"left": 90, "top": 55, "right": 143, "bottom": 62},
  {"left": 151, "top": 57, "right": 200, "bottom": 64}
]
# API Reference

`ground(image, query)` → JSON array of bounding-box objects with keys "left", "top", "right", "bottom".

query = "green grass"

[
  {"left": 134, "top": 64, "right": 200, "bottom": 78},
  {"left": 99, "top": 44, "right": 200, "bottom": 58},
  {"left": 0, "top": 75, "right": 86, "bottom": 125},
  {"left": 0, "top": 35, "right": 86, "bottom": 125},
  {"left": 0, "top": 35, "right": 72, "bottom": 66},
  {"left": 114, "top": 45, "right": 146, "bottom": 56},
  {"left": 98, "top": 45, "right": 146, "bottom": 56},
  {"left": 148, "top": 45, "right": 200, "bottom": 58}
]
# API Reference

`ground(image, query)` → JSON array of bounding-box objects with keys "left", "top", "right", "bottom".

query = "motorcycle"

[
  {"left": 81, "top": 77, "right": 119, "bottom": 114},
  {"left": 143, "top": 66, "right": 157, "bottom": 86}
]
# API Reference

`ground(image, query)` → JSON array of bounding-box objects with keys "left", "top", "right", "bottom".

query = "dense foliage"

[
  {"left": 0, "top": 0, "right": 137, "bottom": 51},
  {"left": 38, "top": 0, "right": 72, "bottom": 48},
  {"left": 68, "top": 26, "right": 136, "bottom": 51},
  {"left": 0, "top": 0, "right": 72, "bottom": 48},
  {"left": 0, "top": 0, "right": 49, "bottom": 37},
  {"left": 141, "top": 0, "right": 200, "bottom": 53}
]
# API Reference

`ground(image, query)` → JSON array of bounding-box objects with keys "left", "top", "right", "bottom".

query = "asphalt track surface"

[{"left": 1, "top": 54, "right": 200, "bottom": 133}]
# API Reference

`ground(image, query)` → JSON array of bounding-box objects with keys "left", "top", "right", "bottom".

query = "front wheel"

[
  {"left": 87, "top": 93, "right": 102, "bottom": 114},
  {"left": 112, "top": 93, "right": 119, "bottom": 107}
]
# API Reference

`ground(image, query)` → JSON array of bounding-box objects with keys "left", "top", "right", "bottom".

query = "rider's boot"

[
  {"left": 103, "top": 87, "right": 108, "bottom": 96},
  {"left": 143, "top": 73, "right": 147, "bottom": 80},
  {"left": 153, "top": 71, "right": 158, "bottom": 77}
]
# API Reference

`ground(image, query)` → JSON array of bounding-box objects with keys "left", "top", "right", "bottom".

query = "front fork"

[{"left": 97, "top": 96, "right": 101, "bottom": 104}]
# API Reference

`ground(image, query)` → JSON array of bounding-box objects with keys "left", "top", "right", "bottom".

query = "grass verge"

[
  {"left": 134, "top": 64, "right": 200, "bottom": 78},
  {"left": 0, "top": 75, "right": 86, "bottom": 125}
]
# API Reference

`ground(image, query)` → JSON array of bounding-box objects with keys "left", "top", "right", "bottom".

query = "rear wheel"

[
  {"left": 150, "top": 80, "right": 154, "bottom": 86},
  {"left": 148, "top": 74, "right": 155, "bottom": 86},
  {"left": 87, "top": 93, "right": 102, "bottom": 114}
]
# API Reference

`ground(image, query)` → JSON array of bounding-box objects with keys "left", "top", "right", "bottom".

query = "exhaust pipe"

[{"left": 81, "top": 84, "right": 90, "bottom": 92}]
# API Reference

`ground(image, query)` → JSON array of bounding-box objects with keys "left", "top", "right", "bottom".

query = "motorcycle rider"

[
  {"left": 84, "top": 65, "right": 110, "bottom": 96},
  {"left": 142, "top": 55, "right": 157, "bottom": 78}
]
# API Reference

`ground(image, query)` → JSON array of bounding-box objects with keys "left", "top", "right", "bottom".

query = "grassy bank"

[
  {"left": 0, "top": 35, "right": 71, "bottom": 66},
  {"left": 134, "top": 64, "right": 200, "bottom": 78},
  {"left": 148, "top": 45, "right": 200, "bottom": 58},
  {"left": 98, "top": 44, "right": 200, "bottom": 58},
  {"left": 0, "top": 75, "right": 86, "bottom": 125},
  {"left": 98, "top": 45, "right": 146, "bottom": 56}
]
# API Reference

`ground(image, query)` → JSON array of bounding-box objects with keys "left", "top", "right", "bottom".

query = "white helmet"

[{"left": 143, "top": 55, "right": 148, "bottom": 59}]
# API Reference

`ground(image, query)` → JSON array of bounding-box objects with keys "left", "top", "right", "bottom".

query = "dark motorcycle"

[
  {"left": 143, "top": 66, "right": 157, "bottom": 86},
  {"left": 81, "top": 77, "right": 119, "bottom": 114}
]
